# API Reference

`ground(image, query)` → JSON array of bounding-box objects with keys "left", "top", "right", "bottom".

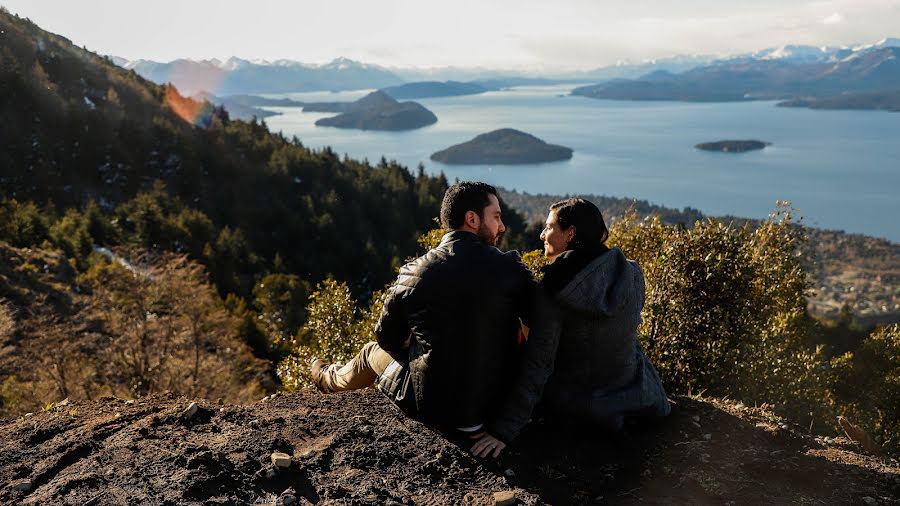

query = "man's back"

[{"left": 377, "top": 230, "right": 534, "bottom": 428}]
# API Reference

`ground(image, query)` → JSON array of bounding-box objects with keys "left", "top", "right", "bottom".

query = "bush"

[
  {"left": 610, "top": 208, "right": 829, "bottom": 426},
  {"left": 276, "top": 279, "right": 383, "bottom": 391},
  {"left": 829, "top": 324, "right": 900, "bottom": 455}
]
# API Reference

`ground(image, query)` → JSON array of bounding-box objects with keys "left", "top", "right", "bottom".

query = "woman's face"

[{"left": 540, "top": 210, "right": 574, "bottom": 260}]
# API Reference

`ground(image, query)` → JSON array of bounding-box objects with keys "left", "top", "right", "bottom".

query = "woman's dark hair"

[
  {"left": 549, "top": 198, "right": 609, "bottom": 252},
  {"left": 440, "top": 181, "right": 498, "bottom": 229}
]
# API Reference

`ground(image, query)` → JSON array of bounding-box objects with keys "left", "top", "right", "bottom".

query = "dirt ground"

[{"left": 1, "top": 390, "right": 897, "bottom": 505}]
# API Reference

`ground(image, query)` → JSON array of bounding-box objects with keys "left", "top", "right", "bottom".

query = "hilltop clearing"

[{"left": 1, "top": 391, "right": 897, "bottom": 505}]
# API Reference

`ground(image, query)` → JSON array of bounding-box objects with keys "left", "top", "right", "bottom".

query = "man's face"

[{"left": 476, "top": 194, "right": 506, "bottom": 246}]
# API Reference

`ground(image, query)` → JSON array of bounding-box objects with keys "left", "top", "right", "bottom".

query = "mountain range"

[
  {"left": 571, "top": 46, "right": 900, "bottom": 106},
  {"left": 112, "top": 37, "right": 900, "bottom": 97}
]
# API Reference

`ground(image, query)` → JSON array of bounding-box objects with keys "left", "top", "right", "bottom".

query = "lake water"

[{"left": 263, "top": 85, "right": 900, "bottom": 241}]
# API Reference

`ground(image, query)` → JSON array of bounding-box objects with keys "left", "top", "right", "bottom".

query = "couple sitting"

[{"left": 311, "top": 181, "right": 670, "bottom": 457}]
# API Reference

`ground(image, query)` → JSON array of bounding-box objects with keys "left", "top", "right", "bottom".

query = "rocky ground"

[{"left": 1, "top": 391, "right": 898, "bottom": 505}]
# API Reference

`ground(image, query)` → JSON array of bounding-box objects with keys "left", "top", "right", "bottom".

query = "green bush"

[
  {"left": 829, "top": 324, "right": 900, "bottom": 455},
  {"left": 610, "top": 208, "right": 829, "bottom": 426},
  {"left": 276, "top": 279, "right": 384, "bottom": 391}
]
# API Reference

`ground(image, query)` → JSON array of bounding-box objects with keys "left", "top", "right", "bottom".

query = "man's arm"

[{"left": 374, "top": 282, "right": 412, "bottom": 355}]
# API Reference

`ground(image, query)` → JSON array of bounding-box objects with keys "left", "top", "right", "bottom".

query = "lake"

[{"left": 263, "top": 85, "right": 900, "bottom": 241}]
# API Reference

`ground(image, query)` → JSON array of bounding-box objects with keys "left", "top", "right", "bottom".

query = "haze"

[{"left": 3, "top": 0, "right": 899, "bottom": 70}]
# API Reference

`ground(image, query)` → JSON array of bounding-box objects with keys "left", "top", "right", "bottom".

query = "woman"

[{"left": 472, "top": 198, "right": 670, "bottom": 458}]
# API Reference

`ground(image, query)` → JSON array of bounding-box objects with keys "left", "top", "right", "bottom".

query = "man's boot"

[{"left": 309, "top": 358, "right": 332, "bottom": 393}]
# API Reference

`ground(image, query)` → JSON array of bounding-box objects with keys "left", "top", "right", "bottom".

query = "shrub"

[
  {"left": 276, "top": 279, "right": 384, "bottom": 391},
  {"left": 829, "top": 324, "right": 900, "bottom": 455},
  {"left": 609, "top": 208, "right": 829, "bottom": 426}
]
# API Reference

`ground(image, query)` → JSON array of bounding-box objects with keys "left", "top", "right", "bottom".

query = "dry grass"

[{"left": 0, "top": 300, "right": 14, "bottom": 341}]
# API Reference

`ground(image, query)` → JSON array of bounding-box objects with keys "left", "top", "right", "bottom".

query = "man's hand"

[{"left": 470, "top": 432, "right": 506, "bottom": 458}]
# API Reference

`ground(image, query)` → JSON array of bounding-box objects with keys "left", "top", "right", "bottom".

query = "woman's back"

[{"left": 548, "top": 247, "right": 644, "bottom": 394}]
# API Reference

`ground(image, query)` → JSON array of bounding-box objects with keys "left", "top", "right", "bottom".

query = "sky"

[{"left": 3, "top": 0, "right": 899, "bottom": 70}]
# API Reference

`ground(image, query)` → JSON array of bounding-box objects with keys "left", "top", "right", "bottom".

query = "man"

[{"left": 311, "top": 181, "right": 534, "bottom": 441}]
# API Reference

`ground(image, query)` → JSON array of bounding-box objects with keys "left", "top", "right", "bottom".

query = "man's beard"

[{"left": 477, "top": 223, "right": 502, "bottom": 246}]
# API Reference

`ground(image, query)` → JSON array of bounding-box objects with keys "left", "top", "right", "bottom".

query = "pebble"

[
  {"left": 691, "top": 421, "right": 701, "bottom": 429},
  {"left": 265, "top": 468, "right": 277, "bottom": 479},
  {"left": 862, "top": 497, "right": 876, "bottom": 505},
  {"left": 125, "top": 400, "right": 135, "bottom": 405},
  {"left": 183, "top": 402, "right": 198, "bottom": 419},
  {"left": 493, "top": 490, "right": 517, "bottom": 505},
  {"left": 249, "top": 419, "right": 260, "bottom": 428},
  {"left": 11, "top": 480, "right": 32, "bottom": 491},
  {"left": 691, "top": 415, "right": 700, "bottom": 423},
  {"left": 57, "top": 398, "right": 69, "bottom": 407},
  {"left": 282, "top": 494, "right": 296, "bottom": 505},
  {"left": 703, "top": 433, "right": 712, "bottom": 441},
  {"left": 503, "top": 468, "right": 516, "bottom": 478},
  {"left": 271, "top": 452, "right": 292, "bottom": 468}
]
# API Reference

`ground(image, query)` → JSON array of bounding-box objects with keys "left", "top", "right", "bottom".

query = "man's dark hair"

[{"left": 440, "top": 181, "right": 498, "bottom": 230}]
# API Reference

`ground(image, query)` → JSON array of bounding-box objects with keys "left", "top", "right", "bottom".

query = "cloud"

[{"left": 822, "top": 12, "right": 844, "bottom": 24}]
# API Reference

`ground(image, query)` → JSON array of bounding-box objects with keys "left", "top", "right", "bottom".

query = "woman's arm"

[{"left": 487, "top": 289, "right": 564, "bottom": 443}]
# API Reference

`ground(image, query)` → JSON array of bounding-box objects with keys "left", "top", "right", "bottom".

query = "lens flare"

[{"left": 165, "top": 85, "right": 214, "bottom": 127}]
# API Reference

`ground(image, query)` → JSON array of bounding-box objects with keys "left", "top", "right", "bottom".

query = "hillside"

[
  {"left": 1, "top": 391, "right": 897, "bottom": 505},
  {"left": 0, "top": 9, "right": 449, "bottom": 295}
]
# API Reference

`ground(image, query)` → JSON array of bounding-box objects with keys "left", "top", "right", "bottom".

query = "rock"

[
  {"left": 692, "top": 421, "right": 701, "bottom": 429},
  {"left": 703, "top": 433, "right": 712, "bottom": 441},
  {"left": 493, "top": 490, "right": 517, "bottom": 505},
  {"left": 265, "top": 468, "right": 277, "bottom": 479},
  {"left": 271, "top": 452, "right": 292, "bottom": 468},
  {"left": 125, "top": 399, "right": 135, "bottom": 405},
  {"left": 691, "top": 415, "right": 700, "bottom": 423},
  {"left": 183, "top": 402, "right": 198, "bottom": 419},
  {"left": 838, "top": 416, "right": 885, "bottom": 457},
  {"left": 281, "top": 493, "right": 296, "bottom": 505},
  {"left": 504, "top": 468, "right": 516, "bottom": 478},
  {"left": 10, "top": 479, "right": 32, "bottom": 491},
  {"left": 57, "top": 398, "right": 69, "bottom": 407},
  {"left": 862, "top": 497, "right": 877, "bottom": 505}
]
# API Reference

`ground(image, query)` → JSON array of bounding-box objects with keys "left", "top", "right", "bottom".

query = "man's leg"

[{"left": 313, "top": 341, "right": 395, "bottom": 392}]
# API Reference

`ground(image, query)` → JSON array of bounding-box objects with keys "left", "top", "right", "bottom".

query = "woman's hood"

[{"left": 553, "top": 248, "right": 645, "bottom": 317}]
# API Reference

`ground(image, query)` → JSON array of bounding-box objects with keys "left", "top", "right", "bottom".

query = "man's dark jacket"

[{"left": 375, "top": 230, "right": 534, "bottom": 429}]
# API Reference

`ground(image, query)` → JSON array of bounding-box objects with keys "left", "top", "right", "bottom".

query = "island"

[
  {"left": 695, "top": 140, "right": 770, "bottom": 153},
  {"left": 314, "top": 91, "right": 437, "bottom": 130},
  {"left": 380, "top": 81, "right": 494, "bottom": 99},
  {"left": 777, "top": 90, "right": 900, "bottom": 112},
  {"left": 430, "top": 128, "right": 573, "bottom": 165}
]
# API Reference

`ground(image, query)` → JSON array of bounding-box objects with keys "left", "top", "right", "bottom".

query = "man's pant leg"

[{"left": 323, "top": 341, "right": 395, "bottom": 392}]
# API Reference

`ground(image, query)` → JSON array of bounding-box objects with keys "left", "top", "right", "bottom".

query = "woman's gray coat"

[{"left": 490, "top": 247, "right": 670, "bottom": 442}]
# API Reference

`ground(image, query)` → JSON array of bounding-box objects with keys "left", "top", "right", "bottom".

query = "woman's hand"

[{"left": 469, "top": 432, "right": 506, "bottom": 458}]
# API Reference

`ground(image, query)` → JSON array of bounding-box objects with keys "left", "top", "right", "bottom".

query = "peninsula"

[
  {"left": 695, "top": 140, "right": 770, "bottom": 153},
  {"left": 430, "top": 129, "right": 573, "bottom": 164},
  {"left": 314, "top": 91, "right": 437, "bottom": 131}
]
